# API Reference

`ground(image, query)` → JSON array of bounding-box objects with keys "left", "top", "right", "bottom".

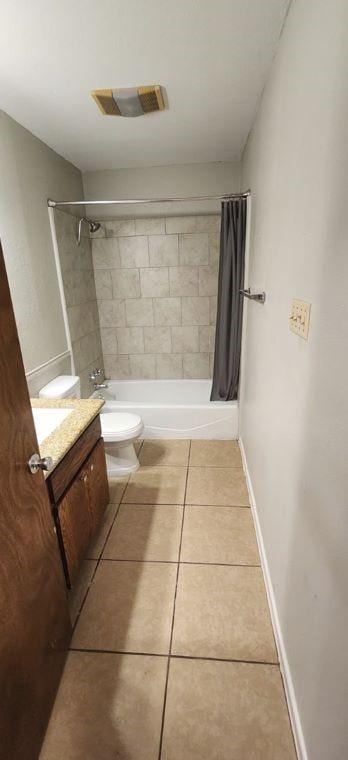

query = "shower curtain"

[{"left": 210, "top": 198, "right": 247, "bottom": 401}]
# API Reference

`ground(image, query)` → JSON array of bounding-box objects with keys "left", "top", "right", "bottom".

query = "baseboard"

[{"left": 238, "top": 436, "right": 308, "bottom": 760}]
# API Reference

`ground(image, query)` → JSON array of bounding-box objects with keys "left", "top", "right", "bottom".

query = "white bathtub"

[{"left": 92, "top": 379, "right": 238, "bottom": 439}]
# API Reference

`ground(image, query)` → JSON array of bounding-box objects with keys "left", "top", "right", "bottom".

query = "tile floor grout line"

[
  {"left": 184, "top": 502, "right": 250, "bottom": 508},
  {"left": 157, "top": 440, "right": 191, "bottom": 760},
  {"left": 188, "top": 464, "right": 244, "bottom": 469},
  {"left": 70, "top": 494, "right": 125, "bottom": 637},
  {"left": 98, "top": 558, "right": 261, "bottom": 568},
  {"left": 122, "top": 464, "right": 244, "bottom": 470},
  {"left": 68, "top": 646, "right": 279, "bottom": 667}
]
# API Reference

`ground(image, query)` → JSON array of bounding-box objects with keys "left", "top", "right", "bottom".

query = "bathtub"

[{"left": 92, "top": 379, "right": 238, "bottom": 439}]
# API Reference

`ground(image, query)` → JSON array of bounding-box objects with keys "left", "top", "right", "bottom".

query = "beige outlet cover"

[{"left": 289, "top": 299, "right": 311, "bottom": 339}]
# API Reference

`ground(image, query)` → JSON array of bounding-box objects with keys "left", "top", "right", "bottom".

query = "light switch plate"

[{"left": 289, "top": 299, "right": 311, "bottom": 339}]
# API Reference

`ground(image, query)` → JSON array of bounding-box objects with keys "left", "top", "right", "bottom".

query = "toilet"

[{"left": 39, "top": 375, "right": 144, "bottom": 476}]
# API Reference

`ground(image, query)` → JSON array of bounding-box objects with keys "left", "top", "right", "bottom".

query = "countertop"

[{"left": 30, "top": 397, "right": 105, "bottom": 476}]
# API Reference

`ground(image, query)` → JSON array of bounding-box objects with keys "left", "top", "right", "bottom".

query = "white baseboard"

[{"left": 238, "top": 436, "right": 308, "bottom": 760}]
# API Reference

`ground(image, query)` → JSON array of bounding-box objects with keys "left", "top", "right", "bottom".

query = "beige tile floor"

[{"left": 41, "top": 439, "right": 296, "bottom": 760}]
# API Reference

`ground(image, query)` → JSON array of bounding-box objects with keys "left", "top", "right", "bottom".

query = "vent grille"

[
  {"left": 91, "top": 85, "right": 164, "bottom": 117},
  {"left": 139, "top": 86, "right": 162, "bottom": 112}
]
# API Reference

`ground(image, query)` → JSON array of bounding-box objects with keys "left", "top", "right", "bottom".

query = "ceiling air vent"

[{"left": 91, "top": 85, "right": 165, "bottom": 117}]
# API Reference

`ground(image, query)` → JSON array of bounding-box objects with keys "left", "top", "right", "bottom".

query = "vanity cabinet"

[{"left": 47, "top": 417, "right": 109, "bottom": 588}]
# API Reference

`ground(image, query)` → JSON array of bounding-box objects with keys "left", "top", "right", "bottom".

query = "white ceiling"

[{"left": 0, "top": 0, "right": 289, "bottom": 172}]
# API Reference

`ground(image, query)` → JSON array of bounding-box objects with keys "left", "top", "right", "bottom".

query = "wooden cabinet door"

[
  {"left": 0, "top": 242, "right": 71, "bottom": 760},
  {"left": 57, "top": 471, "right": 91, "bottom": 587},
  {"left": 86, "top": 438, "right": 109, "bottom": 532}
]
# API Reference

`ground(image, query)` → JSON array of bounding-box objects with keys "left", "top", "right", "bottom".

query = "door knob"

[{"left": 28, "top": 453, "right": 53, "bottom": 474}]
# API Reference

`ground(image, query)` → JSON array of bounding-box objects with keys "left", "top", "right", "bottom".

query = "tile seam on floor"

[
  {"left": 70, "top": 500, "right": 123, "bottom": 637},
  {"left": 68, "top": 646, "right": 279, "bottom": 666},
  {"left": 186, "top": 503, "right": 250, "bottom": 509},
  {"left": 98, "top": 558, "right": 261, "bottom": 568},
  {"left": 157, "top": 440, "right": 191, "bottom": 760},
  {"left": 188, "top": 464, "right": 244, "bottom": 469}
]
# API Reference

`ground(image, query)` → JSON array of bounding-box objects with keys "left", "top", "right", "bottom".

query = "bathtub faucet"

[
  {"left": 93, "top": 381, "right": 109, "bottom": 390},
  {"left": 88, "top": 369, "right": 109, "bottom": 391},
  {"left": 89, "top": 368, "right": 103, "bottom": 382}
]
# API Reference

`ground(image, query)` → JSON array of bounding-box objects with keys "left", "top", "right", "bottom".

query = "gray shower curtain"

[{"left": 210, "top": 198, "right": 247, "bottom": 401}]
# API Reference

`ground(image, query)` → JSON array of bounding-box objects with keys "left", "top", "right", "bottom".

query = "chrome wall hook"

[{"left": 239, "top": 288, "right": 266, "bottom": 303}]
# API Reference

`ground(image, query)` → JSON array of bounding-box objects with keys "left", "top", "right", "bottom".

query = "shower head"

[
  {"left": 76, "top": 217, "right": 101, "bottom": 245},
  {"left": 89, "top": 220, "right": 101, "bottom": 233}
]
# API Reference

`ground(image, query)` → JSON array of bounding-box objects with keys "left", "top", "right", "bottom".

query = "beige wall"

[
  {"left": 83, "top": 161, "right": 241, "bottom": 218},
  {"left": 240, "top": 1, "right": 348, "bottom": 758},
  {"left": 92, "top": 215, "right": 219, "bottom": 380},
  {"left": 54, "top": 210, "right": 104, "bottom": 397},
  {"left": 0, "top": 110, "right": 84, "bottom": 374}
]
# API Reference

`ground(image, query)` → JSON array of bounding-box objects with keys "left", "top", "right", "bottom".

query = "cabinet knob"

[{"left": 80, "top": 473, "right": 88, "bottom": 483}]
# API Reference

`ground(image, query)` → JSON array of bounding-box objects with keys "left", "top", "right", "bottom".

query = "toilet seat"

[{"left": 101, "top": 412, "right": 143, "bottom": 443}]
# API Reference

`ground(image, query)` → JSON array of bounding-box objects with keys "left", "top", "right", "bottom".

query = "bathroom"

[{"left": 1, "top": 1, "right": 348, "bottom": 759}]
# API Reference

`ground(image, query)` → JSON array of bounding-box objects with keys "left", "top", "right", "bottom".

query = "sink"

[{"left": 31, "top": 407, "right": 73, "bottom": 444}]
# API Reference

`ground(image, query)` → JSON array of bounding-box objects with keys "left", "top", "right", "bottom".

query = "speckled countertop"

[{"left": 30, "top": 397, "right": 104, "bottom": 476}]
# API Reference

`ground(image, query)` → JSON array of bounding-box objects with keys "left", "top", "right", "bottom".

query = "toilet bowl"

[
  {"left": 38, "top": 375, "right": 144, "bottom": 477},
  {"left": 100, "top": 412, "right": 144, "bottom": 476}
]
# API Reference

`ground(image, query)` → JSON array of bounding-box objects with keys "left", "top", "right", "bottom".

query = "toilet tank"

[{"left": 39, "top": 375, "right": 81, "bottom": 399}]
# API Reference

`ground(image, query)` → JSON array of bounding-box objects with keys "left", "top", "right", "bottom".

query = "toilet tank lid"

[{"left": 39, "top": 375, "right": 80, "bottom": 399}]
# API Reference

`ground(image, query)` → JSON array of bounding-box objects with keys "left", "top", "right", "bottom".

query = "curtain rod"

[{"left": 47, "top": 191, "right": 250, "bottom": 208}]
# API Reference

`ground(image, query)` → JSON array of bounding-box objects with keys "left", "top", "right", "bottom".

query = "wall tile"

[
  {"left": 149, "top": 235, "right": 179, "bottom": 267},
  {"left": 63, "top": 270, "right": 96, "bottom": 307},
  {"left": 140, "top": 267, "right": 169, "bottom": 297},
  {"left": 179, "top": 233, "right": 209, "bottom": 266},
  {"left": 98, "top": 299, "right": 126, "bottom": 327},
  {"left": 94, "top": 270, "right": 113, "bottom": 299},
  {"left": 199, "top": 325, "right": 215, "bottom": 353},
  {"left": 57, "top": 212, "right": 104, "bottom": 395},
  {"left": 183, "top": 353, "right": 211, "bottom": 379},
  {"left": 68, "top": 301, "right": 99, "bottom": 342},
  {"left": 111, "top": 268, "right": 140, "bottom": 298},
  {"left": 144, "top": 326, "right": 172, "bottom": 354},
  {"left": 153, "top": 297, "right": 181, "bottom": 326},
  {"left": 116, "top": 327, "right": 144, "bottom": 354},
  {"left": 73, "top": 331, "right": 102, "bottom": 374},
  {"left": 135, "top": 218, "right": 165, "bottom": 235},
  {"left": 129, "top": 354, "right": 156, "bottom": 379},
  {"left": 210, "top": 353, "right": 215, "bottom": 377},
  {"left": 119, "top": 236, "right": 149, "bottom": 268},
  {"left": 104, "top": 354, "right": 130, "bottom": 379},
  {"left": 209, "top": 296, "right": 218, "bottom": 325},
  {"left": 165, "top": 215, "right": 220, "bottom": 234},
  {"left": 92, "top": 238, "right": 120, "bottom": 269},
  {"left": 209, "top": 231, "right": 220, "bottom": 267},
  {"left": 156, "top": 354, "right": 183, "bottom": 379},
  {"left": 169, "top": 266, "right": 198, "bottom": 297},
  {"left": 91, "top": 213, "right": 220, "bottom": 381},
  {"left": 182, "top": 297, "right": 210, "bottom": 325},
  {"left": 100, "top": 327, "right": 118, "bottom": 354},
  {"left": 125, "top": 298, "right": 154, "bottom": 326},
  {"left": 103, "top": 220, "right": 136, "bottom": 237},
  {"left": 171, "top": 326, "right": 199, "bottom": 353},
  {"left": 198, "top": 266, "right": 218, "bottom": 296}
]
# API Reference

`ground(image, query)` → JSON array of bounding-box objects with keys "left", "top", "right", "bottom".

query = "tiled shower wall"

[
  {"left": 91, "top": 215, "right": 220, "bottom": 380},
  {"left": 54, "top": 209, "right": 104, "bottom": 396}
]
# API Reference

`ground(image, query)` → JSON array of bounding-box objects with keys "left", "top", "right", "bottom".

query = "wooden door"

[
  {"left": 86, "top": 438, "right": 109, "bottom": 532},
  {"left": 0, "top": 242, "right": 71, "bottom": 760},
  {"left": 57, "top": 470, "right": 92, "bottom": 587}
]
